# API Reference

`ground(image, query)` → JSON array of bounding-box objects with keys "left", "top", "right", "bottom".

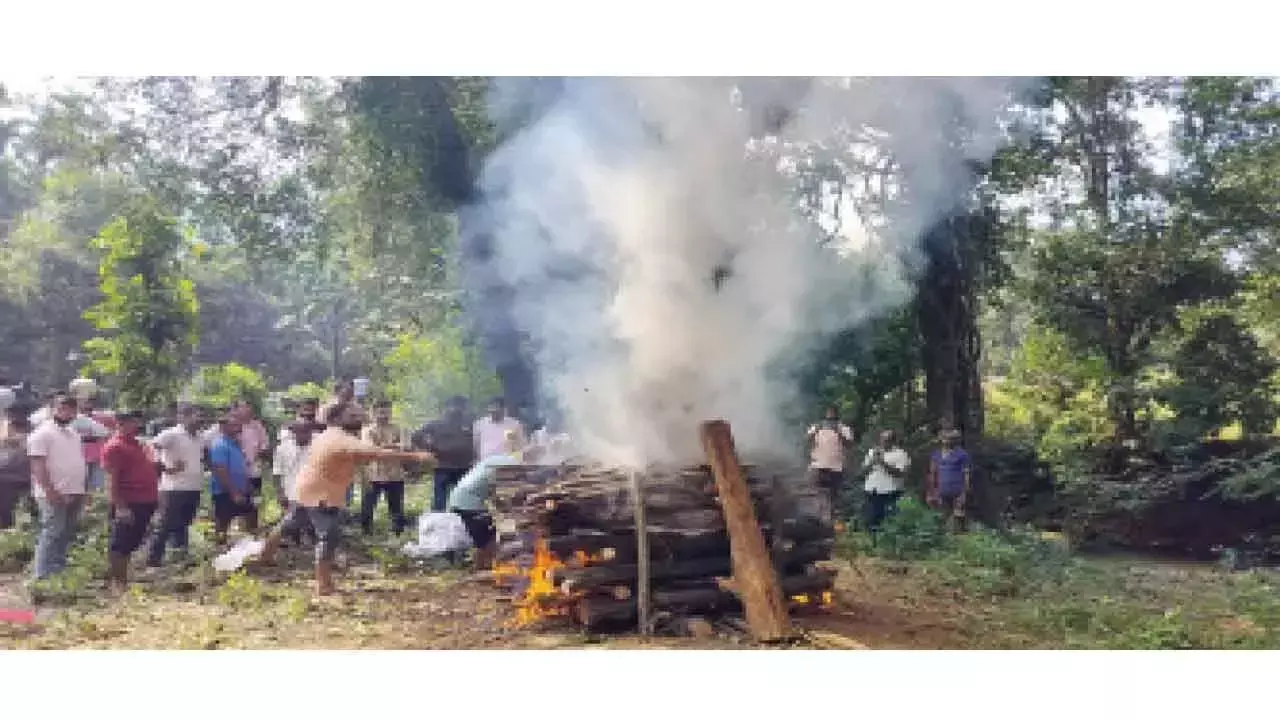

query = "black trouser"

[
  {"left": 0, "top": 482, "right": 34, "bottom": 530},
  {"left": 147, "top": 490, "right": 202, "bottom": 566},
  {"left": 108, "top": 503, "right": 157, "bottom": 556},
  {"left": 432, "top": 467, "right": 467, "bottom": 512},
  {"left": 360, "top": 481, "right": 407, "bottom": 535},
  {"left": 212, "top": 493, "right": 258, "bottom": 538},
  {"left": 864, "top": 490, "right": 902, "bottom": 533},
  {"left": 453, "top": 509, "right": 496, "bottom": 550}
]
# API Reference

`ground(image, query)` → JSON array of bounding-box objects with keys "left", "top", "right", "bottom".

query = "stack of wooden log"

[{"left": 490, "top": 462, "right": 836, "bottom": 631}]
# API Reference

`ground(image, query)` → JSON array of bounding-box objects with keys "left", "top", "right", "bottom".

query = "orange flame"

[{"left": 493, "top": 538, "right": 580, "bottom": 626}]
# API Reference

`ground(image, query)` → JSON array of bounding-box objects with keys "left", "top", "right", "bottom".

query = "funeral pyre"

[{"left": 490, "top": 462, "right": 836, "bottom": 632}]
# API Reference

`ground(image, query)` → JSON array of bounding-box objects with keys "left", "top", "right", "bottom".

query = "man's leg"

[
  {"left": 146, "top": 491, "right": 177, "bottom": 567},
  {"left": 37, "top": 496, "right": 84, "bottom": 580},
  {"left": 431, "top": 468, "right": 457, "bottom": 513},
  {"left": 108, "top": 503, "right": 155, "bottom": 591},
  {"left": 386, "top": 481, "right": 407, "bottom": 536},
  {"left": 309, "top": 506, "right": 343, "bottom": 596},
  {"left": 212, "top": 495, "right": 232, "bottom": 545},
  {"left": 0, "top": 484, "right": 18, "bottom": 530},
  {"left": 174, "top": 491, "right": 201, "bottom": 557},
  {"left": 359, "top": 483, "right": 380, "bottom": 534},
  {"left": 33, "top": 497, "right": 64, "bottom": 580}
]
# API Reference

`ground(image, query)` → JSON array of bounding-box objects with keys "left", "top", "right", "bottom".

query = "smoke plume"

[{"left": 466, "top": 77, "right": 1027, "bottom": 468}]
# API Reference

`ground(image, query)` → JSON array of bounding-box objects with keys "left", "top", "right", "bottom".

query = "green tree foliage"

[
  {"left": 188, "top": 362, "right": 269, "bottom": 415},
  {"left": 1158, "top": 311, "right": 1277, "bottom": 437},
  {"left": 381, "top": 326, "right": 501, "bottom": 426},
  {"left": 81, "top": 195, "right": 199, "bottom": 411}
]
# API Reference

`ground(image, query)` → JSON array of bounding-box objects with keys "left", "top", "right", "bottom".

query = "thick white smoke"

[{"left": 473, "top": 77, "right": 1025, "bottom": 468}]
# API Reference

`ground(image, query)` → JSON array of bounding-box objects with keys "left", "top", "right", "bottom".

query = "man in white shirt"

[
  {"left": 273, "top": 420, "right": 319, "bottom": 546},
  {"left": 861, "top": 430, "right": 911, "bottom": 535},
  {"left": 146, "top": 405, "right": 206, "bottom": 567},
  {"left": 26, "top": 394, "right": 89, "bottom": 580},
  {"left": 473, "top": 397, "right": 524, "bottom": 462},
  {"left": 807, "top": 405, "right": 854, "bottom": 522}
]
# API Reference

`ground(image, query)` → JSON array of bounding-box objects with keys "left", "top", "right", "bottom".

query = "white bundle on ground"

[
  {"left": 212, "top": 537, "right": 265, "bottom": 572},
  {"left": 402, "top": 512, "right": 473, "bottom": 559}
]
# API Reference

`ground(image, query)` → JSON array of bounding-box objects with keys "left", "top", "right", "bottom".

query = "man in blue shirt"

[
  {"left": 927, "top": 428, "right": 972, "bottom": 531},
  {"left": 208, "top": 414, "right": 257, "bottom": 545}
]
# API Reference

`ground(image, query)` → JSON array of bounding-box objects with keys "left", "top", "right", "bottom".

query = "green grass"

[{"left": 838, "top": 496, "right": 1280, "bottom": 649}]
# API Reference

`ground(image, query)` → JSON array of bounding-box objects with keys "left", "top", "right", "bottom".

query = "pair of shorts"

[
  {"left": 213, "top": 493, "right": 255, "bottom": 527},
  {"left": 109, "top": 503, "right": 157, "bottom": 555},
  {"left": 280, "top": 504, "right": 343, "bottom": 562},
  {"left": 453, "top": 509, "right": 496, "bottom": 549}
]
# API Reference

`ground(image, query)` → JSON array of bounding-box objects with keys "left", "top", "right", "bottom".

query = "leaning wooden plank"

[{"left": 699, "top": 419, "right": 794, "bottom": 642}]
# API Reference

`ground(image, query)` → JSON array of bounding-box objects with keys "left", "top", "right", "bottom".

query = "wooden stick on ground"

[
  {"left": 699, "top": 420, "right": 794, "bottom": 643},
  {"left": 629, "top": 467, "right": 651, "bottom": 636}
]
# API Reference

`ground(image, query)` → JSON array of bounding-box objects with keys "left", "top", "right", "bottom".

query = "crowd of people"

[
  {"left": 0, "top": 379, "right": 567, "bottom": 598},
  {"left": 805, "top": 405, "right": 974, "bottom": 536},
  {"left": 1, "top": 374, "right": 972, "bottom": 600}
]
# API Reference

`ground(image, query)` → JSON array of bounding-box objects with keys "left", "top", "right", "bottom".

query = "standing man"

[
  {"left": 273, "top": 420, "right": 320, "bottom": 546},
  {"left": 473, "top": 397, "right": 523, "bottom": 463},
  {"left": 147, "top": 405, "right": 206, "bottom": 568},
  {"left": 861, "top": 430, "right": 910, "bottom": 536},
  {"left": 0, "top": 407, "right": 33, "bottom": 530},
  {"left": 101, "top": 410, "right": 160, "bottom": 591},
  {"left": 359, "top": 400, "right": 409, "bottom": 536},
  {"left": 416, "top": 395, "right": 475, "bottom": 512},
  {"left": 806, "top": 405, "right": 854, "bottom": 524},
  {"left": 232, "top": 400, "right": 271, "bottom": 501},
  {"left": 26, "top": 394, "right": 89, "bottom": 581},
  {"left": 927, "top": 428, "right": 973, "bottom": 532},
  {"left": 208, "top": 414, "right": 257, "bottom": 545},
  {"left": 257, "top": 402, "right": 433, "bottom": 597}
]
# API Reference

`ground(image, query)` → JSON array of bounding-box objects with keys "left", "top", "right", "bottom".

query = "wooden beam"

[
  {"left": 629, "top": 468, "right": 651, "bottom": 636},
  {"left": 699, "top": 420, "right": 794, "bottom": 642}
]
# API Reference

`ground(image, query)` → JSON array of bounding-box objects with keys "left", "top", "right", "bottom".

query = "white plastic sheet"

[
  {"left": 212, "top": 537, "right": 265, "bottom": 572},
  {"left": 402, "top": 512, "right": 473, "bottom": 559}
]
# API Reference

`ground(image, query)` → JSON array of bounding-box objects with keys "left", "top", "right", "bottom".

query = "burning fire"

[
  {"left": 789, "top": 591, "right": 835, "bottom": 608},
  {"left": 494, "top": 537, "right": 606, "bottom": 626}
]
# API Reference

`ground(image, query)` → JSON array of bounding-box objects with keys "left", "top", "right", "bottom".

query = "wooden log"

[
  {"left": 544, "top": 528, "right": 730, "bottom": 563},
  {"left": 700, "top": 420, "right": 793, "bottom": 642},
  {"left": 573, "top": 571, "right": 837, "bottom": 629},
  {"left": 630, "top": 468, "right": 651, "bottom": 636},
  {"left": 554, "top": 555, "right": 732, "bottom": 593},
  {"left": 550, "top": 542, "right": 833, "bottom": 593}
]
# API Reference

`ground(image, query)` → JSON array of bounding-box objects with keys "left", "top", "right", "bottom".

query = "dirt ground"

[{"left": 0, "top": 548, "right": 947, "bottom": 650}]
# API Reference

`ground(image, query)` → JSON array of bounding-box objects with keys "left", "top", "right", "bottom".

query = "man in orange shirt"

[{"left": 258, "top": 402, "right": 432, "bottom": 596}]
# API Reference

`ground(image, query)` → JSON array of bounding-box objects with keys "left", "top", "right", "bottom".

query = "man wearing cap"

[
  {"left": 100, "top": 410, "right": 160, "bottom": 590},
  {"left": 147, "top": 405, "right": 206, "bottom": 567},
  {"left": 927, "top": 428, "right": 973, "bottom": 531}
]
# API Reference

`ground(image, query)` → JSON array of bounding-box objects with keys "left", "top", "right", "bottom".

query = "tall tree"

[{"left": 82, "top": 195, "right": 199, "bottom": 411}]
